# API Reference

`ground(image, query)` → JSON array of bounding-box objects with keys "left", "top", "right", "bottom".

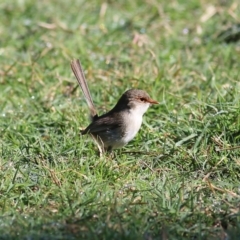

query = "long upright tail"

[{"left": 71, "top": 59, "right": 98, "bottom": 120}]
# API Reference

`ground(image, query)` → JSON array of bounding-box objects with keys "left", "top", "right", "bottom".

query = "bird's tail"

[{"left": 71, "top": 59, "right": 98, "bottom": 121}]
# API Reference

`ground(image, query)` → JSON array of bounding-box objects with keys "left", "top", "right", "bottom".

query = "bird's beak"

[{"left": 148, "top": 98, "right": 158, "bottom": 104}]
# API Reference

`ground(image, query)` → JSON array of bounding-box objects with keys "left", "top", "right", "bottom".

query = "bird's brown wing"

[{"left": 81, "top": 114, "right": 123, "bottom": 135}]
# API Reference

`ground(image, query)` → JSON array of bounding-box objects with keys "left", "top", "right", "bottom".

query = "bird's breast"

[{"left": 122, "top": 111, "right": 143, "bottom": 144}]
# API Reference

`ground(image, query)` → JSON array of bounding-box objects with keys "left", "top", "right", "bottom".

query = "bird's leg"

[{"left": 91, "top": 134, "right": 105, "bottom": 157}]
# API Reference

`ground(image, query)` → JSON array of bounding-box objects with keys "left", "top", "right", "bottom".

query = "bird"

[{"left": 71, "top": 59, "right": 158, "bottom": 154}]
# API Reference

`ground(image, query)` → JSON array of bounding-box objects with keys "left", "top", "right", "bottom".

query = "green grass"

[{"left": 1, "top": 0, "right": 240, "bottom": 239}]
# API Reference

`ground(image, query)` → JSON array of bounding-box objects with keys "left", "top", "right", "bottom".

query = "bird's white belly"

[
  {"left": 105, "top": 102, "right": 149, "bottom": 149},
  {"left": 122, "top": 113, "right": 143, "bottom": 144}
]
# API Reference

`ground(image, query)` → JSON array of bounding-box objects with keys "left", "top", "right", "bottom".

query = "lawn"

[{"left": 0, "top": 0, "right": 240, "bottom": 239}]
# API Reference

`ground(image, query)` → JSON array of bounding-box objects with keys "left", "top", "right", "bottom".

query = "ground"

[{"left": 0, "top": 0, "right": 240, "bottom": 239}]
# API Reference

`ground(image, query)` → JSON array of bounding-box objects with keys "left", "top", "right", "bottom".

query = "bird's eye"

[{"left": 140, "top": 98, "right": 145, "bottom": 102}]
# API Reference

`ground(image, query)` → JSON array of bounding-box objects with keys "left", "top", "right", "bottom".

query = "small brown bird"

[{"left": 71, "top": 59, "right": 158, "bottom": 153}]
